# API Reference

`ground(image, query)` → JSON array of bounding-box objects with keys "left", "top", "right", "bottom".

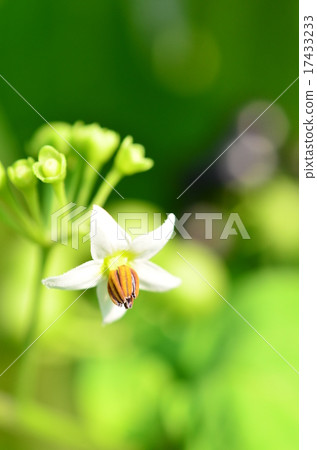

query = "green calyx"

[
  {"left": 72, "top": 122, "right": 120, "bottom": 166},
  {"left": 7, "top": 158, "right": 38, "bottom": 190},
  {"left": 33, "top": 146, "right": 67, "bottom": 183},
  {"left": 114, "top": 136, "right": 154, "bottom": 176}
]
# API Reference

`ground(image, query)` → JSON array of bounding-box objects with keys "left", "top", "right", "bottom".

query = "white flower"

[{"left": 42, "top": 205, "right": 181, "bottom": 324}]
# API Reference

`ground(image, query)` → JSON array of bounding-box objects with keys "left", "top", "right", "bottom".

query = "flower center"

[
  {"left": 42, "top": 158, "right": 61, "bottom": 177},
  {"left": 107, "top": 265, "right": 139, "bottom": 310},
  {"left": 16, "top": 166, "right": 33, "bottom": 184},
  {"left": 101, "top": 252, "right": 129, "bottom": 275}
]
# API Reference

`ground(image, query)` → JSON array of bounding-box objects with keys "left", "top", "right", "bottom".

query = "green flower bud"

[
  {"left": 27, "top": 122, "right": 72, "bottom": 156},
  {"left": 114, "top": 136, "right": 154, "bottom": 175},
  {"left": 71, "top": 122, "right": 120, "bottom": 166},
  {"left": 33, "top": 146, "right": 67, "bottom": 183},
  {"left": 7, "top": 158, "right": 37, "bottom": 190},
  {"left": 0, "top": 162, "right": 7, "bottom": 191}
]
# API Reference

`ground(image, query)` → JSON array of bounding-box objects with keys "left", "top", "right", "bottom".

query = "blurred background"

[{"left": 0, "top": 0, "right": 298, "bottom": 449}]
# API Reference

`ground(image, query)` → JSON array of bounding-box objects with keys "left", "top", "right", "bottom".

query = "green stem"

[
  {"left": 23, "top": 186, "right": 42, "bottom": 225},
  {"left": 3, "top": 188, "right": 37, "bottom": 229},
  {"left": 1, "top": 188, "right": 49, "bottom": 246},
  {"left": 53, "top": 181, "right": 67, "bottom": 207},
  {"left": 67, "top": 161, "right": 84, "bottom": 202},
  {"left": 89, "top": 168, "right": 122, "bottom": 208},
  {"left": 0, "top": 200, "right": 30, "bottom": 237},
  {"left": 77, "top": 163, "right": 100, "bottom": 206},
  {"left": 24, "top": 246, "right": 50, "bottom": 345},
  {"left": 15, "top": 245, "right": 50, "bottom": 403}
]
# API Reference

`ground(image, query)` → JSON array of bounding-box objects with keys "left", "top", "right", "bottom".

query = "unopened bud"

[
  {"left": 72, "top": 122, "right": 120, "bottom": 166},
  {"left": 33, "top": 146, "right": 67, "bottom": 183},
  {"left": 27, "top": 122, "right": 72, "bottom": 156},
  {"left": 114, "top": 136, "right": 154, "bottom": 176},
  {"left": 7, "top": 158, "right": 37, "bottom": 190}
]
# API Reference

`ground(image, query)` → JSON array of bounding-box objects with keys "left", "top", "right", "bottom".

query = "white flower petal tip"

[
  {"left": 42, "top": 278, "right": 58, "bottom": 289},
  {"left": 102, "top": 305, "right": 127, "bottom": 326},
  {"left": 92, "top": 204, "right": 108, "bottom": 217},
  {"left": 167, "top": 213, "right": 175, "bottom": 225},
  {"left": 169, "top": 276, "right": 182, "bottom": 289},
  {"left": 129, "top": 213, "right": 176, "bottom": 261},
  {"left": 97, "top": 281, "right": 127, "bottom": 325},
  {"left": 90, "top": 205, "right": 131, "bottom": 261},
  {"left": 41, "top": 260, "right": 102, "bottom": 290}
]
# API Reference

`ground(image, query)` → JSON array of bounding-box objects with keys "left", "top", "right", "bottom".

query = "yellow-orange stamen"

[{"left": 107, "top": 265, "right": 139, "bottom": 309}]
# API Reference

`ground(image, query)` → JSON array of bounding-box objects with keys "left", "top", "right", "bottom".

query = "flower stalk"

[
  {"left": 24, "top": 246, "right": 50, "bottom": 344},
  {"left": 72, "top": 122, "right": 120, "bottom": 205},
  {"left": 89, "top": 167, "right": 122, "bottom": 208},
  {"left": 52, "top": 180, "right": 67, "bottom": 207},
  {"left": 7, "top": 158, "right": 42, "bottom": 225},
  {"left": 1, "top": 188, "right": 47, "bottom": 246}
]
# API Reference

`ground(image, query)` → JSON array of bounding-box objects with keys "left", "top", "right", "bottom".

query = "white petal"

[
  {"left": 90, "top": 205, "right": 131, "bottom": 261},
  {"left": 131, "top": 260, "right": 181, "bottom": 292},
  {"left": 129, "top": 213, "right": 175, "bottom": 260},
  {"left": 42, "top": 260, "right": 102, "bottom": 290},
  {"left": 96, "top": 281, "right": 127, "bottom": 324}
]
